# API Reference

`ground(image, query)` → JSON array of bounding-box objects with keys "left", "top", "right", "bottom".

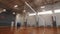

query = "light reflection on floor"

[{"left": 0, "top": 27, "right": 60, "bottom": 34}]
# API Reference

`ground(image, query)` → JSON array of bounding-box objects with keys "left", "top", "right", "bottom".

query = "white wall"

[
  {"left": 27, "top": 16, "right": 36, "bottom": 26},
  {"left": 27, "top": 14, "right": 53, "bottom": 27},
  {"left": 38, "top": 15, "right": 45, "bottom": 26},
  {"left": 38, "top": 15, "right": 52, "bottom": 27},
  {"left": 55, "top": 13, "right": 60, "bottom": 27}
]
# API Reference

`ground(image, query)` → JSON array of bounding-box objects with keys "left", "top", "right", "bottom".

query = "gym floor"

[{"left": 0, "top": 27, "right": 60, "bottom": 34}]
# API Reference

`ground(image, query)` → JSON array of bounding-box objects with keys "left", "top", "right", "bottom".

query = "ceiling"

[{"left": 0, "top": 0, "right": 60, "bottom": 14}]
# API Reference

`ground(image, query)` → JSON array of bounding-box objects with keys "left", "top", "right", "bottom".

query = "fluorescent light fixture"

[
  {"left": 38, "top": 10, "right": 52, "bottom": 15},
  {"left": 29, "top": 13, "right": 36, "bottom": 16},
  {"left": 41, "top": 6, "right": 45, "bottom": 8},
  {"left": 54, "top": 9, "right": 60, "bottom": 13},
  {"left": 29, "top": 10, "right": 52, "bottom": 16}
]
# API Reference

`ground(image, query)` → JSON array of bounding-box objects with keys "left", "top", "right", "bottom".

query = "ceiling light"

[
  {"left": 29, "top": 13, "right": 36, "bottom": 16},
  {"left": 13, "top": 12, "right": 15, "bottom": 15},
  {"left": 38, "top": 10, "right": 52, "bottom": 15},
  {"left": 23, "top": 10, "right": 26, "bottom": 13},
  {"left": 54, "top": 9, "right": 60, "bottom": 13},
  {"left": 41, "top": 6, "right": 45, "bottom": 8},
  {"left": 14, "top": 5, "right": 18, "bottom": 8},
  {"left": 3, "top": 9, "right": 6, "bottom": 12}
]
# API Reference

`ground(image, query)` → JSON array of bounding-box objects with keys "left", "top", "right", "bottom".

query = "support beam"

[{"left": 25, "top": 2, "right": 36, "bottom": 13}]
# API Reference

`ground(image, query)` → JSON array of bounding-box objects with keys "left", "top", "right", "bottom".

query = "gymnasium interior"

[{"left": 0, "top": 0, "right": 60, "bottom": 34}]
